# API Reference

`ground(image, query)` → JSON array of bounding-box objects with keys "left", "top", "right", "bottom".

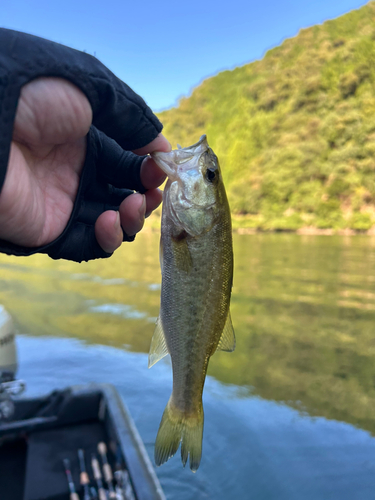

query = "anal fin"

[
  {"left": 148, "top": 316, "right": 169, "bottom": 368},
  {"left": 216, "top": 312, "right": 235, "bottom": 352}
]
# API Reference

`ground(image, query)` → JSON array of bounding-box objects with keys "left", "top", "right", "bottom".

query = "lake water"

[{"left": 1, "top": 232, "right": 375, "bottom": 499}]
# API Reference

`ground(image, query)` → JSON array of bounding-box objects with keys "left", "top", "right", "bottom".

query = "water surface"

[{"left": 1, "top": 233, "right": 375, "bottom": 499}]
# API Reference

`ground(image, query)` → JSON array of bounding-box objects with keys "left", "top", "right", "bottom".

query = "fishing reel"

[{"left": 0, "top": 306, "right": 25, "bottom": 421}]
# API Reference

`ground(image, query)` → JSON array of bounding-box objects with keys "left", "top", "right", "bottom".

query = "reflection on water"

[
  {"left": 1, "top": 233, "right": 375, "bottom": 498},
  {"left": 16, "top": 335, "right": 375, "bottom": 500}
]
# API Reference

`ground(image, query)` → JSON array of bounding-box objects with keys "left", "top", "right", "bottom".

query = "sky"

[{"left": 1, "top": 0, "right": 370, "bottom": 111}]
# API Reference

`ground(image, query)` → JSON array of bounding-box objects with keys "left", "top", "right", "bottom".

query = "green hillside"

[{"left": 158, "top": 1, "right": 375, "bottom": 232}]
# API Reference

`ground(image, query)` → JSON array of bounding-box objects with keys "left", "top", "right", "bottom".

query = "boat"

[{"left": 0, "top": 307, "right": 166, "bottom": 500}]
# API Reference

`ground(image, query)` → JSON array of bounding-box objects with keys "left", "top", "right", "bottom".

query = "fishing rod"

[
  {"left": 91, "top": 453, "right": 108, "bottom": 500},
  {"left": 63, "top": 458, "right": 79, "bottom": 500},
  {"left": 98, "top": 441, "right": 135, "bottom": 500},
  {"left": 78, "top": 448, "right": 91, "bottom": 500},
  {"left": 98, "top": 442, "right": 116, "bottom": 499}
]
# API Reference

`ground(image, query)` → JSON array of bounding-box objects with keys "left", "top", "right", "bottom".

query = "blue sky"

[{"left": 1, "top": 0, "right": 370, "bottom": 111}]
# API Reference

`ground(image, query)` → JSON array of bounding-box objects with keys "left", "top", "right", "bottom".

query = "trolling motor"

[{"left": 0, "top": 305, "right": 25, "bottom": 420}]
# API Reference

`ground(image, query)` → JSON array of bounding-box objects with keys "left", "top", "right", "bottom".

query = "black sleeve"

[{"left": 0, "top": 28, "right": 163, "bottom": 262}]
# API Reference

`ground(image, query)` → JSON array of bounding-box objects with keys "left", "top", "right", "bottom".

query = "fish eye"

[{"left": 206, "top": 168, "right": 216, "bottom": 183}]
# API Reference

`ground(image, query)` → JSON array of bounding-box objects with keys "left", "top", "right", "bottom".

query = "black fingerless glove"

[{"left": 0, "top": 28, "right": 163, "bottom": 262}]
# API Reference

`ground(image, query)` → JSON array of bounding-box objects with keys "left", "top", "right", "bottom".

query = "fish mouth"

[
  {"left": 151, "top": 136, "right": 209, "bottom": 179},
  {"left": 177, "top": 135, "right": 208, "bottom": 156}
]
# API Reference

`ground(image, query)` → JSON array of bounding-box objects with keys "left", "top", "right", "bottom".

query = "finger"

[
  {"left": 45, "top": 222, "right": 112, "bottom": 262},
  {"left": 119, "top": 193, "right": 146, "bottom": 237},
  {"left": 140, "top": 156, "right": 167, "bottom": 190},
  {"left": 94, "top": 128, "right": 169, "bottom": 192},
  {"left": 95, "top": 191, "right": 157, "bottom": 251},
  {"left": 132, "top": 133, "right": 171, "bottom": 156},
  {"left": 136, "top": 134, "right": 171, "bottom": 189},
  {"left": 94, "top": 127, "right": 145, "bottom": 192},
  {"left": 95, "top": 210, "right": 123, "bottom": 253},
  {"left": 145, "top": 188, "right": 163, "bottom": 217}
]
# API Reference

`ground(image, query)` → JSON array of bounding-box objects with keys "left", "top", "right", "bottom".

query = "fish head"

[{"left": 152, "top": 136, "right": 228, "bottom": 236}]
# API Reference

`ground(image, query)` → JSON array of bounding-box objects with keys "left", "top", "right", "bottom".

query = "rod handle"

[
  {"left": 80, "top": 471, "right": 90, "bottom": 485},
  {"left": 92, "top": 457, "right": 102, "bottom": 480},
  {"left": 98, "top": 487, "right": 107, "bottom": 500},
  {"left": 103, "top": 463, "right": 113, "bottom": 482}
]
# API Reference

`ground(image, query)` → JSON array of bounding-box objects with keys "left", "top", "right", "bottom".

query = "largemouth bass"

[{"left": 149, "top": 135, "right": 235, "bottom": 472}]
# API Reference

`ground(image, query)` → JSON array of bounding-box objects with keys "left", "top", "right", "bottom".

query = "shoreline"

[
  {"left": 143, "top": 213, "right": 375, "bottom": 236},
  {"left": 143, "top": 220, "right": 375, "bottom": 236},
  {"left": 235, "top": 226, "right": 375, "bottom": 236}
]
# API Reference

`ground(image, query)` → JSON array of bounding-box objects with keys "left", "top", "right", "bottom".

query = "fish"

[{"left": 148, "top": 135, "right": 235, "bottom": 472}]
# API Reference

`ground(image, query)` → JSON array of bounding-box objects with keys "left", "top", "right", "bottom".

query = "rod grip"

[
  {"left": 98, "top": 487, "right": 107, "bottom": 500},
  {"left": 80, "top": 471, "right": 90, "bottom": 485},
  {"left": 103, "top": 463, "right": 113, "bottom": 482},
  {"left": 92, "top": 457, "right": 101, "bottom": 479}
]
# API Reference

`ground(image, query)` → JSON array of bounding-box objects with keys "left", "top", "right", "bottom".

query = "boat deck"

[{"left": 0, "top": 384, "right": 165, "bottom": 500}]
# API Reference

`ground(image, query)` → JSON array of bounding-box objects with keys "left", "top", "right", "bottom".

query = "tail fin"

[{"left": 154, "top": 398, "right": 204, "bottom": 472}]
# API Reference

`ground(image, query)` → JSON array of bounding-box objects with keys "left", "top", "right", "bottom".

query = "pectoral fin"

[
  {"left": 148, "top": 316, "right": 169, "bottom": 368},
  {"left": 216, "top": 312, "right": 236, "bottom": 352}
]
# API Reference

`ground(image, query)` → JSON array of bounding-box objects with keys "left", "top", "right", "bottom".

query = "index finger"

[
  {"left": 135, "top": 134, "right": 172, "bottom": 190},
  {"left": 132, "top": 133, "right": 171, "bottom": 156}
]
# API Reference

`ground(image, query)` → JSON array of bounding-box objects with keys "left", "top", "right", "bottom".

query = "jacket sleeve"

[{"left": 0, "top": 29, "right": 163, "bottom": 262}]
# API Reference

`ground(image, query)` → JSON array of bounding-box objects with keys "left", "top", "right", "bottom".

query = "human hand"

[
  {"left": 0, "top": 77, "right": 169, "bottom": 254},
  {"left": 0, "top": 28, "right": 169, "bottom": 261}
]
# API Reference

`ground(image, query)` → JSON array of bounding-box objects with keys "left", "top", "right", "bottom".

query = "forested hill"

[{"left": 158, "top": 2, "right": 375, "bottom": 231}]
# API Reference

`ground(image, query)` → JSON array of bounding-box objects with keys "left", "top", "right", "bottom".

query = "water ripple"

[{"left": 89, "top": 303, "right": 147, "bottom": 319}]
